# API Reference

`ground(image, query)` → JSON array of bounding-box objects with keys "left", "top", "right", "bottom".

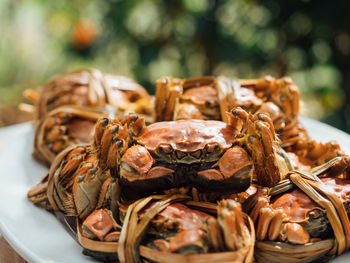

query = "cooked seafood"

[{"left": 26, "top": 72, "right": 350, "bottom": 263}]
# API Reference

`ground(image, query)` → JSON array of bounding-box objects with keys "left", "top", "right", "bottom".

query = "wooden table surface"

[
  {"left": 0, "top": 236, "right": 27, "bottom": 263},
  {"left": 0, "top": 123, "right": 28, "bottom": 262}
]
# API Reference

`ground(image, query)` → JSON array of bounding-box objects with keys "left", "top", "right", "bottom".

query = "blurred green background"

[{"left": 1, "top": 0, "right": 350, "bottom": 132}]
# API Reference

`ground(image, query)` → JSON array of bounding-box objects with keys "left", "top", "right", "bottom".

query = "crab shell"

[
  {"left": 37, "top": 69, "right": 153, "bottom": 121},
  {"left": 155, "top": 76, "right": 263, "bottom": 122},
  {"left": 119, "top": 116, "right": 253, "bottom": 197},
  {"left": 180, "top": 77, "right": 221, "bottom": 120}
]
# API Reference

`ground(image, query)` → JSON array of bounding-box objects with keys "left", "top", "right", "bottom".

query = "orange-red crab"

[
  {"left": 80, "top": 198, "right": 254, "bottom": 262},
  {"left": 33, "top": 105, "right": 105, "bottom": 166},
  {"left": 155, "top": 75, "right": 300, "bottom": 143},
  {"left": 28, "top": 107, "right": 291, "bottom": 219},
  {"left": 27, "top": 115, "right": 132, "bottom": 219},
  {"left": 24, "top": 69, "right": 153, "bottom": 122},
  {"left": 242, "top": 157, "right": 350, "bottom": 261},
  {"left": 154, "top": 75, "right": 344, "bottom": 175},
  {"left": 145, "top": 200, "right": 253, "bottom": 255},
  {"left": 285, "top": 139, "right": 344, "bottom": 171},
  {"left": 118, "top": 107, "right": 291, "bottom": 198}
]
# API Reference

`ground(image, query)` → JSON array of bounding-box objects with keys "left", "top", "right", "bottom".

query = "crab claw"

[
  {"left": 240, "top": 75, "right": 300, "bottom": 143},
  {"left": 217, "top": 200, "right": 252, "bottom": 251},
  {"left": 247, "top": 112, "right": 291, "bottom": 187},
  {"left": 122, "top": 113, "right": 146, "bottom": 137},
  {"left": 227, "top": 107, "right": 249, "bottom": 133},
  {"left": 27, "top": 173, "right": 51, "bottom": 209},
  {"left": 155, "top": 77, "right": 183, "bottom": 122},
  {"left": 93, "top": 117, "right": 129, "bottom": 170},
  {"left": 72, "top": 166, "right": 110, "bottom": 219},
  {"left": 43, "top": 145, "right": 88, "bottom": 215},
  {"left": 198, "top": 146, "right": 252, "bottom": 194},
  {"left": 119, "top": 145, "right": 177, "bottom": 198},
  {"left": 82, "top": 209, "right": 120, "bottom": 241},
  {"left": 243, "top": 184, "right": 327, "bottom": 245}
]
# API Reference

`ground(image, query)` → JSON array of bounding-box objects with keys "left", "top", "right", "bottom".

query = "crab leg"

[
  {"left": 155, "top": 77, "right": 183, "bottom": 121},
  {"left": 99, "top": 124, "right": 120, "bottom": 167},
  {"left": 33, "top": 106, "right": 102, "bottom": 166},
  {"left": 27, "top": 173, "right": 50, "bottom": 207},
  {"left": 268, "top": 208, "right": 285, "bottom": 241},
  {"left": 256, "top": 207, "right": 274, "bottom": 240}
]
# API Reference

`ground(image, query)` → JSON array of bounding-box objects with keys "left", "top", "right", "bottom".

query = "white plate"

[{"left": 0, "top": 118, "right": 349, "bottom": 263}]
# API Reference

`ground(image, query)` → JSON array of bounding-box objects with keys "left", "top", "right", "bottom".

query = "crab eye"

[
  {"left": 204, "top": 144, "right": 219, "bottom": 153},
  {"left": 158, "top": 144, "right": 173, "bottom": 154},
  {"left": 280, "top": 95, "right": 285, "bottom": 102},
  {"left": 309, "top": 209, "right": 321, "bottom": 219},
  {"left": 57, "top": 112, "right": 71, "bottom": 122},
  {"left": 76, "top": 146, "right": 87, "bottom": 153}
]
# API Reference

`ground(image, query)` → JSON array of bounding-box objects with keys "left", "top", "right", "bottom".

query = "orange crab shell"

[
  {"left": 136, "top": 119, "right": 239, "bottom": 154},
  {"left": 37, "top": 69, "right": 153, "bottom": 120},
  {"left": 119, "top": 112, "right": 256, "bottom": 198}
]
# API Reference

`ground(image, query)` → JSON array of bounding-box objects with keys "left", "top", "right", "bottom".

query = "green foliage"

[{"left": 1, "top": 0, "right": 350, "bottom": 131}]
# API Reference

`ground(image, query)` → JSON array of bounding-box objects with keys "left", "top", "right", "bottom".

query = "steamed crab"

[
  {"left": 33, "top": 105, "right": 105, "bottom": 165},
  {"left": 242, "top": 157, "right": 350, "bottom": 261},
  {"left": 284, "top": 137, "right": 344, "bottom": 170},
  {"left": 28, "top": 107, "right": 291, "bottom": 220},
  {"left": 80, "top": 197, "right": 254, "bottom": 262},
  {"left": 154, "top": 75, "right": 346, "bottom": 174},
  {"left": 155, "top": 75, "right": 301, "bottom": 145},
  {"left": 144, "top": 200, "right": 254, "bottom": 256},
  {"left": 24, "top": 69, "right": 153, "bottom": 122},
  {"left": 26, "top": 69, "right": 155, "bottom": 165}
]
